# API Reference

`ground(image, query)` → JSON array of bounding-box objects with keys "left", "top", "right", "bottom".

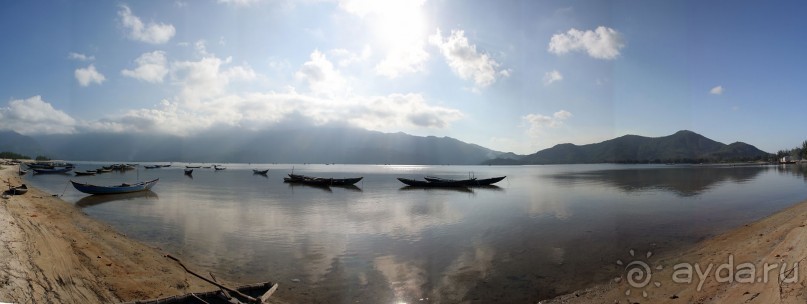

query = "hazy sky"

[{"left": 1, "top": 0, "right": 805, "bottom": 154}]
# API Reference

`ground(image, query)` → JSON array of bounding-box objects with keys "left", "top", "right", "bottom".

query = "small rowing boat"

[
  {"left": 6, "top": 184, "right": 28, "bottom": 195},
  {"left": 75, "top": 171, "right": 97, "bottom": 176},
  {"left": 253, "top": 169, "right": 269, "bottom": 175},
  {"left": 71, "top": 179, "right": 159, "bottom": 195},
  {"left": 397, "top": 177, "right": 471, "bottom": 187},
  {"left": 286, "top": 174, "right": 363, "bottom": 186}
]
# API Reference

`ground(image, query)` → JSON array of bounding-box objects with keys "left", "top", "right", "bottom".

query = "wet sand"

[
  {"left": 545, "top": 197, "right": 807, "bottom": 303},
  {"left": 0, "top": 165, "right": 284, "bottom": 303}
]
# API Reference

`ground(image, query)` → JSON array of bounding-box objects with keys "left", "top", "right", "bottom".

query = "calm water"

[{"left": 25, "top": 163, "right": 807, "bottom": 303}]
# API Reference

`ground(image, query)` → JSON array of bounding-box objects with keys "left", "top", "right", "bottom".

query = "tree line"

[
  {"left": 0, "top": 151, "right": 51, "bottom": 161},
  {"left": 776, "top": 140, "right": 807, "bottom": 160}
]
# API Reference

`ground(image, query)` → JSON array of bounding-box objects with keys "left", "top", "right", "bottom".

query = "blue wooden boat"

[
  {"left": 32, "top": 165, "right": 74, "bottom": 174},
  {"left": 71, "top": 179, "right": 159, "bottom": 195}
]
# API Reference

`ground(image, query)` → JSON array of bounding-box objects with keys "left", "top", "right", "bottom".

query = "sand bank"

[
  {"left": 545, "top": 196, "right": 807, "bottom": 303},
  {"left": 0, "top": 165, "right": 282, "bottom": 303}
]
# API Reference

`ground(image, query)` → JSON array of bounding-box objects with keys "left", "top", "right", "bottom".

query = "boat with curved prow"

[{"left": 71, "top": 179, "right": 159, "bottom": 195}]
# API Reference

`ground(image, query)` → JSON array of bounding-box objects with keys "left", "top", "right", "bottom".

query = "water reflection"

[
  {"left": 24, "top": 164, "right": 807, "bottom": 303},
  {"left": 75, "top": 190, "right": 158, "bottom": 208},
  {"left": 550, "top": 165, "right": 769, "bottom": 197}
]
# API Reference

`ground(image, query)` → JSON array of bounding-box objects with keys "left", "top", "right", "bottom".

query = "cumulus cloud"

[
  {"left": 0, "top": 96, "right": 77, "bottom": 134},
  {"left": 75, "top": 64, "right": 106, "bottom": 87},
  {"left": 122, "top": 51, "right": 169, "bottom": 83},
  {"left": 119, "top": 5, "right": 176, "bottom": 44},
  {"left": 543, "top": 70, "right": 563, "bottom": 85},
  {"left": 295, "top": 50, "right": 348, "bottom": 97},
  {"left": 171, "top": 55, "right": 256, "bottom": 102},
  {"left": 429, "top": 29, "right": 506, "bottom": 88},
  {"left": 710, "top": 85, "right": 724, "bottom": 95},
  {"left": 523, "top": 110, "right": 572, "bottom": 135},
  {"left": 68, "top": 52, "right": 94, "bottom": 61},
  {"left": 548, "top": 26, "right": 624, "bottom": 60}
]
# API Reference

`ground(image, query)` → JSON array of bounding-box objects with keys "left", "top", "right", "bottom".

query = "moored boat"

[
  {"left": 287, "top": 174, "right": 363, "bottom": 186},
  {"left": 33, "top": 165, "right": 75, "bottom": 174},
  {"left": 424, "top": 176, "right": 506, "bottom": 186},
  {"left": 253, "top": 169, "right": 269, "bottom": 175},
  {"left": 75, "top": 171, "right": 97, "bottom": 176},
  {"left": 144, "top": 165, "right": 160, "bottom": 169},
  {"left": 397, "top": 177, "right": 472, "bottom": 187},
  {"left": 71, "top": 179, "right": 159, "bottom": 195},
  {"left": 184, "top": 169, "right": 193, "bottom": 175}
]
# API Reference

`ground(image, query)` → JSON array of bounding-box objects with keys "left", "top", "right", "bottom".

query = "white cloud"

[
  {"left": 429, "top": 29, "right": 506, "bottom": 88},
  {"left": 295, "top": 50, "right": 348, "bottom": 97},
  {"left": 543, "top": 70, "right": 563, "bottom": 85},
  {"left": 75, "top": 64, "right": 106, "bottom": 87},
  {"left": 171, "top": 55, "right": 256, "bottom": 102},
  {"left": 523, "top": 110, "right": 572, "bottom": 135},
  {"left": 122, "top": 51, "right": 169, "bottom": 83},
  {"left": 0, "top": 96, "right": 77, "bottom": 134},
  {"left": 710, "top": 85, "right": 724, "bottom": 95},
  {"left": 68, "top": 52, "right": 94, "bottom": 61},
  {"left": 118, "top": 5, "right": 176, "bottom": 44},
  {"left": 548, "top": 26, "right": 624, "bottom": 60},
  {"left": 217, "top": 0, "right": 261, "bottom": 6},
  {"left": 329, "top": 46, "right": 372, "bottom": 67}
]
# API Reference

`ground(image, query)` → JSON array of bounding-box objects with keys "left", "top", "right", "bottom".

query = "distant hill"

[
  {"left": 0, "top": 130, "right": 44, "bottom": 157},
  {"left": 487, "top": 130, "right": 771, "bottom": 165},
  {"left": 32, "top": 127, "right": 511, "bottom": 164}
]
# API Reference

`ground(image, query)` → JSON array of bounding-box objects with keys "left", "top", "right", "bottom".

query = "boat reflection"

[
  {"left": 287, "top": 182, "right": 332, "bottom": 192},
  {"left": 399, "top": 186, "right": 474, "bottom": 193},
  {"left": 75, "top": 190, "right": 159, "bottom": 208}
]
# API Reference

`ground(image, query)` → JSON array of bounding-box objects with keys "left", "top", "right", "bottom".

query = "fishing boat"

[
  {"left": 287, "top": 174, "right": 363, "bottom": 186},
  {"left": 144, "top": 165, "right": 160, "bottom": 169},
  {"left": 70, "top": 179, "right": 159, "bottom": 195},
  {"left": 214, "top": 165, "right": 227, "bottom": 171},
  {"left": 75, "top": 171, "right": 97, "bottom": 176},
  {"left": 184, "top": 169, "right": 193, "bottom": 175},
  {"left": 397, "top": 177, "right": 472, "bottom": 187},
  {"left": 185, "top": 165, "right": 201, "bottom": 169},
  {"left": 424, "top": 176, "right": 506, "bottom": 186},
  {"left": 6, "top": 184, "right": 28, "bottom": 195},
  {"left": 32, "top": 165, "right": 75, "bottom": 174},
  {"left": 253, "top": 169, "right": 269, "bottom": 175},
  {"left": 95, "top": 168, "right": 113, "bottom": 173}
]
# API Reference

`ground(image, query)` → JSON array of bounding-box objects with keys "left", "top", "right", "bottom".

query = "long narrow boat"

[
  {"left": 185, "top": 165, "right": 201, "bottom": 169},
  {"left": 253, "top": 169, "right": 269, "bottom": 175},
  {"left": 424, "top": 176, "right": 506, "bottom": 186},
  {"left": 75, "top": 171, "right": 97, "bottom": 176},
  {"left": 287, "top": 174, "right": 363, "bottom": 186},
  {"left": 396, "top": 177, "right": 472, "bottom": 187},
  {"left": 32, "top": 166, "right": 74, "bottom": 174},
  {"left": 71, "top": 179, "right": 159, "bottom": 195}
]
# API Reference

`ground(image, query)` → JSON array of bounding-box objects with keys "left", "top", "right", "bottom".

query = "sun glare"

[{"left": 368, "top": 1, "right": 427, "bottom": 49}]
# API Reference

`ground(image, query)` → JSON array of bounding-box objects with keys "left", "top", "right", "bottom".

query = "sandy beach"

[{"left": 0, "top": 164, "right": 283, "bottom": 303}]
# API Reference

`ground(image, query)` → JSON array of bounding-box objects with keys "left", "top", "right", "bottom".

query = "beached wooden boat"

[
  {"left": 32, "top": 166, "right": 74, "bottom": 174},
  {"left": 75, "top": 171, "right": 97, "bottom": 176},
  {"left": 287, "top": 174, "right": 363, "bottom": 186},
  {"left": 397, "top": 177, "right": 471, "bottom": 187},
  {"left": 6, "top": 184, "right": 28, "bottom": 195},
  {"left": 253, "top": 169, "right": 269, "bottom": 175},
  {"left": 71, "top": 179, "right": 159, "bottom": 195},
  {"left": 424, "top": 176, "right": 506, "bottom": 186},
  {"left": 128, "top": 281, "right": 278, "bottom": 304}
]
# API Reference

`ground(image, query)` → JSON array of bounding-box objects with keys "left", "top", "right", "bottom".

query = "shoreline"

[
  {"left": 544, "top": 195, "right": 807, "bottom": 303},
  {"left": 0, "top": 165, "right": 281, "bottom": 303}
]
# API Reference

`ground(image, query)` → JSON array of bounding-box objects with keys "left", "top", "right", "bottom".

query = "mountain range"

[
  {"left": 486, "top": 130, "right": 771, "bottom": 165},
  {"left": 0, "top": 129, "right": 771, "bottom": 165}
]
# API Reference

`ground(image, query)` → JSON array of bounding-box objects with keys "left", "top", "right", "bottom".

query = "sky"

[{"left": 1, "top": 0, "right": 806, "bottom": 154}]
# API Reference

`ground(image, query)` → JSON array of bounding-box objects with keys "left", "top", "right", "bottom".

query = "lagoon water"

[{"left": 25, "top": 163, "right": 807, "bottom": 302}]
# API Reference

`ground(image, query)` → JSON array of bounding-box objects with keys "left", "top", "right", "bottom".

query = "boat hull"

[
  {"left": 71, "top": 179, "right": 159, "bottom": 195},
  {"left": 424, "top": 176, "right": 506, "bottom": 186},
  {"left": 397, "top": 178, "right": 469, "bottom": 187},
  {"left": 287, "top": 174, "right": 363, "bottom": 186}
]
